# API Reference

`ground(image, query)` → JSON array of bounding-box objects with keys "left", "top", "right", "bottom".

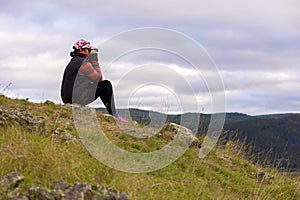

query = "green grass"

[{"left": 0, "top": 95, "right": 299, "bottom": 199}]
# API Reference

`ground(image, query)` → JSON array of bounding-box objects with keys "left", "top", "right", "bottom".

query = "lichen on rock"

[
  {"left": 0, "top": 106, "right": 45, "bottom": 134},
  {"left": 0, "top": 172, "right": 130, "bottom": 200},
  {"left": 158, "top": 122, "right": 201, "bottom": 147}
]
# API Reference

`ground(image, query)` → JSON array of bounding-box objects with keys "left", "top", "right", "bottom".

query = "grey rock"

[
  {"left": 251, "top": 171, "right": 275, "bottom": 183},
  {"left": 0, "top": 172, "right": 24, "bottom": 192},
  {"left": 0, "top": 106, "right": 45, "bottom": 134},
  {"left": 64, "top": 183, "right": 93, "bottom": 200},
  {"left": 158, "top": 123, "right": 201, "bottom": 147},
  {"left": 93, "top": 185, "right": 130, "bottom": 200},
  {"left": 28, "top": 186, "right": 55, "bottom": 200},
  {"left": 1, "top": 171, "right": 130, "bottom": 200},
  {"left": 50, "top": 180, "right": 69, "bottom": 191},
  {"left": 51, "top": 128, "right": 78, "bottom": 144}
]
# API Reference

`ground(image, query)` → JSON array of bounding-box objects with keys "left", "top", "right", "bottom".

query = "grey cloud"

[
  {"left": 222, "top": 71, "right": 293, "bottom": 90},
  {"left": 226, "top": 90, "right": 300, "bottom": 115},
  {"left": 0, "top": 0, "right": 299, "bottom": 114}
]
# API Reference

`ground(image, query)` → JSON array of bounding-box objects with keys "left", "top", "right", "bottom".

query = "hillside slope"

[
  {"left": 120, "top": 109, "right": 300, "bottom": 171},
  {"left": 0, "top": 95, "right": 299, "bottom": 199},
  {"left": 224, "top": 116, "right": 300, "bottom": 169}
]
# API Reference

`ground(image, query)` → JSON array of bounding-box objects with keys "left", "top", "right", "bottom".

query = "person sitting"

[{"left": 61, "top": 39, "right": 128, "bottom": 122}]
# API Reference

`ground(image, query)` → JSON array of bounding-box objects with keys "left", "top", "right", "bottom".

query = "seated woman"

[{"left": 61, "top": 39, "right": 127, "bottom": 122}]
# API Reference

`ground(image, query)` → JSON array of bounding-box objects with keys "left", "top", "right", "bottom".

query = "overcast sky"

[{"left": 0, "top": 0, "right": 299, "bottom": 115}]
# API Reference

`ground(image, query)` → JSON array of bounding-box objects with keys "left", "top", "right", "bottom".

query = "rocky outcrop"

[
  {"left": 0, "top": 105, "right": 79, "bottom": 144},
  {"left": 157, "top": 123, "right": 201, "bottom": 147},
  {"left": 251, "top": 171, "right": 275, "bottom": 184},
  {"left": 0, "top": 172, "right": 130, "bottom": 200},
  {"left": 0, "top": 106, "right": 45, "bottom": 134},
  {"left": 51, "top": 128, "right": 79, "bottom": 144},
  {"left": 0, "top": 172, "right": 24, "bottom": 193}
]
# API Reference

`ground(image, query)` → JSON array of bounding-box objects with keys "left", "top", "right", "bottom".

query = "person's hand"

[
  {"left": 89, "top": 50, "right": 99, "bottom": 62},
  {"left": 90, "top": 49, "right": 98, "bottom": 54}
]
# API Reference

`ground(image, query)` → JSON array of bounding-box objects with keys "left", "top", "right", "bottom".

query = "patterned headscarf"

[{"left": 73, "top": 39, "right": 94, "bottom": 50}]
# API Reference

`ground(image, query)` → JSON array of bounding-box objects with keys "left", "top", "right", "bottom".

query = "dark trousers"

[{"left": 95, "top": 80, "right": 116, "bottom": 115}]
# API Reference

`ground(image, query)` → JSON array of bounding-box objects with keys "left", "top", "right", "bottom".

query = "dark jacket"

[{"left": 61, "top": 53, "right": 96, "bottom": 105}]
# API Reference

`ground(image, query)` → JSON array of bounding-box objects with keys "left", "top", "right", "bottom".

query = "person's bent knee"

[
  {"left": 99, "top": 80, "right": 113, "bottom": 90},
  {"left": 102, "top": 80, "right": 112, "bottom": 85}
]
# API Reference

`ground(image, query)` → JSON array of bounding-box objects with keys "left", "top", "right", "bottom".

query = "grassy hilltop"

[{"left": 0, "top": 95, "right": 299, "bottom": 199}]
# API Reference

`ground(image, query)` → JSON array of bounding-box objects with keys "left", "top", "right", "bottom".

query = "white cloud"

[{"left": 0, "top": 0, "right": 299, "bottom": 114}]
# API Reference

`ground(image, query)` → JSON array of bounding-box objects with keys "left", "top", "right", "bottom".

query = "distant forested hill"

[{"left": 223, "top": 115, "right": 300, "bottom": 170}]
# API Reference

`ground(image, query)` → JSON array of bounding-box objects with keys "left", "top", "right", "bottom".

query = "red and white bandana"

[{"left": 73, "top": 39, "right": 94, "bottom": 50}]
